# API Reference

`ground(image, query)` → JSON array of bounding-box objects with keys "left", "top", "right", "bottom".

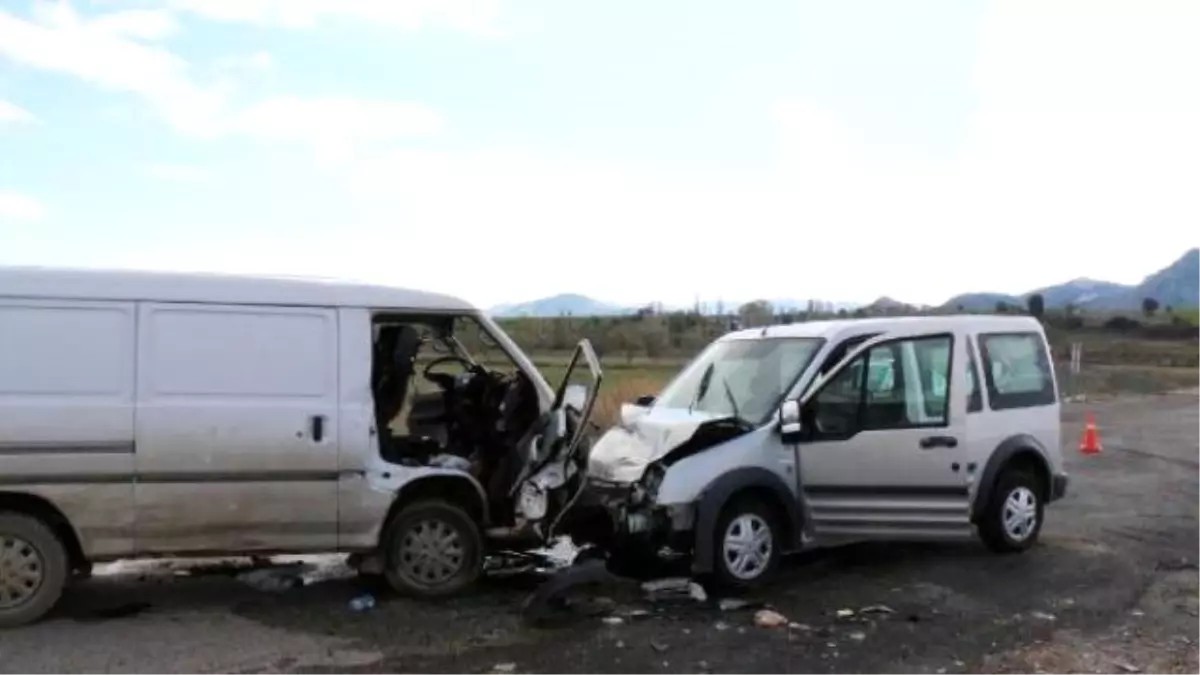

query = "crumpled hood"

[{"left": 586, "top": 407, "right": 729, "bottom": 484}]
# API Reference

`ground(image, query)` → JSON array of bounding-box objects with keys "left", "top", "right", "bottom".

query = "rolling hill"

[
  {"left": 487, "top": 294, "right": 634, "bottom": 317},
  {"left": 942, "top": 248, "right": 1198, "bottom": 312}
]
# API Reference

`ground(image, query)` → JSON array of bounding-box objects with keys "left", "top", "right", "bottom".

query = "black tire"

[
  {"left": 978, "top": 468, "right": 1045, "bottom": 553},
  {"left": 0, "top": 512, "right": 69, "bottom": 629},
  {"left": 381, "top": 500, "right": 483, "bottom": 599},
  {"left": 709, "top": 496, "right": 782, "bottom": 590}
]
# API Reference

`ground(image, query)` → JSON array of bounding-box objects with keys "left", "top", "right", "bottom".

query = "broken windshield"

[{"left": 654, "top": 337, "right": 825, "bottom": 425}]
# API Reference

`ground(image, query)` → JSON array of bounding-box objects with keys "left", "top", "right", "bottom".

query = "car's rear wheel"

[
  {"left": 710, "top": 496, "right": 781, "bottom": 589},
  {"left": 382, "top": 500, "right": 483, "bottom": 599},
  {"left": 979, "top": 468, "right": 1044, "bottom": 553},
  {"left": 0, "top": 512, "right": 69, "bottom": 629}
]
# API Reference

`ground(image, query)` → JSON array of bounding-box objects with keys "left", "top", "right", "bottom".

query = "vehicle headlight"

[{"left": 640, "top": 463, "right": 666, "bottom": 501}]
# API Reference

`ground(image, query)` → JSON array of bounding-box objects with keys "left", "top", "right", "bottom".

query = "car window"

[
  {"left": 810, "top": 333, "right": 953, "bottom": 436},
  {"left": 978, "top": 332, "right": 1056, "bottom": 410}
]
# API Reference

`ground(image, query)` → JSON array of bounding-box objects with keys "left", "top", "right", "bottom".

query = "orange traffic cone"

[{"left": 1079, "top": 412, "right": 1102, "bottom": 455}]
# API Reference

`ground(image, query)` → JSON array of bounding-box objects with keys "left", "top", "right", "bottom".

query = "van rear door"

[
  {"left": 134, "top": 303, "right": 340, "bottom": 553},
  {"left": 0, "top": 299, "right": 136, "bottom": 558}
]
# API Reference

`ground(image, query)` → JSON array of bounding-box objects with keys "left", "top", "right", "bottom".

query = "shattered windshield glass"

[{"left": 653, "top": 337, "right": 824, "bottom": 425}]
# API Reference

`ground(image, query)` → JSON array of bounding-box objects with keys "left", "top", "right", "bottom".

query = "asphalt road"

[{"left": 1, "top": 393, "right": 1196, "bottom": 674}]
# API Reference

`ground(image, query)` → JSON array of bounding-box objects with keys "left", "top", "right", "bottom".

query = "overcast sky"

[{"left": 1, "top": 0, "right": 1197, "bottom": 308}]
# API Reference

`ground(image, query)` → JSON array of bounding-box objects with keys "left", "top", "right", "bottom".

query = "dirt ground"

[{"left": 1, "top": 393, "right": 1196, "bottom": 674}]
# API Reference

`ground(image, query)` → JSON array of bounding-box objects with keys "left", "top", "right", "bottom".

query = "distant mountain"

[
  {"left": 941, "top": 291, "right": 1023, "bottom": 312},
  {"left": 865, "top": 296, "right": 920, "bottom": 314},
  {"left": 488, "top": 295, "right": 862, "bottom": 317},
  {"left": 1135, "top": 247, "right": 1198, "bottom": 310},
  {"left": 491, "top": 249, "right": 1198, "bottom": 318},
  {"left": 488, "top": 293, "right": 633, "bottom": 317},
  {"left": 941, "top": 248, "right": 1199, "bottom": 312},
  {"left": 1029, "top": 278, "right": 1132, "bottom": 309}
]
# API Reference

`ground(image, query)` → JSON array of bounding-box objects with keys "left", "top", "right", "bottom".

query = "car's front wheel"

[
  {"left": 382, "top": 500, "right": 483, "bottom": 599},
  {"left": 978, "top": 468, "right": 1045, "bottom": 553},
  {"left": 711, "top": 496, "right": 782, "bottom": 589}
]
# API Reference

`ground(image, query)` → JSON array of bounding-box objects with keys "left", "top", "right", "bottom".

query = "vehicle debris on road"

[{"left": 754, "top": 609, "right": 788, "bottom": 628}]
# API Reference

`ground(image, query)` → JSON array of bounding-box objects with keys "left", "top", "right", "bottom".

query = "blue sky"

[{"left": 1, "top": 0, "right": 1197, "bottom": 309}]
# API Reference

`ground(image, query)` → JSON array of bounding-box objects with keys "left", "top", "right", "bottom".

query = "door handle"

[
  {"left": 919, "top": 435, "right": 958, "bottom": 449},
  {"left": 310, "top": 415, "right": 325, "bottom": 443}
]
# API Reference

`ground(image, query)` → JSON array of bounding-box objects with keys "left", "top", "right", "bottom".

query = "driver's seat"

[{"left": 375, "top": 325, "right": 423, "bottom": 434}]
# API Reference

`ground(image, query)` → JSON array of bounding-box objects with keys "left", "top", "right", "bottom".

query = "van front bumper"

[{"left": 1050, "top": 473, "right": 1069, "bottom": 502}]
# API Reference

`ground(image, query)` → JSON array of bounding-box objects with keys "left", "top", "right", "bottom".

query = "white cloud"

[
  {"left": 215, "top": 50, "right": 274, "bottom": 75},
  {"left": 230, "top": 97, "right": 445, "bottom": 160},
  {"left": 0, "top": 190, "right": 45, "bottom": 223},
  {"left": 0, "top": 3, "right": 444, "bottom": 154},
  {"left": 0, "top": 99, "right": 36, "bottom": 125},
  {"left": 145, "top": 163, "right": 211, "bottom": 183},
  {"left": 303, "top": 0, "right": 1200, "bottom": 308},
  {"left": 169, "top": 0, "right": 503, "bottom": 36},
  {"left": 0, "top": 2, "right": 226, "bottom": 137},
  {"left": 92, "top": 8, "right": 179, "bottom": 41}
]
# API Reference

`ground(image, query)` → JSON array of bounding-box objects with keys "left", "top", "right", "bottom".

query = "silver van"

[
  {"left": 583, "top": 315, "right": 1068, "bottom": 588},
  {"left": 0, "top": 267, "right": 601, "bottom": 627}
]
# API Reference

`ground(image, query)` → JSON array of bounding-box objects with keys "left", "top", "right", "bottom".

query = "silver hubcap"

[
  {"left": 1003, "top": 486, "right": 1039, "bottom": 541},
  {"left": 0, "top": 535, "right": 45, "bottom": 609},
  {"left": 722, "top": 514, "right": 773, "bottom": 580},
  {"left": 396, "top": 518, "right": 465, "bottom": 588}
]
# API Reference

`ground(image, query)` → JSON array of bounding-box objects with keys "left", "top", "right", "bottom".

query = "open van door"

[{"left": 510, "top": 339, "right": 603, "bottom": 540}]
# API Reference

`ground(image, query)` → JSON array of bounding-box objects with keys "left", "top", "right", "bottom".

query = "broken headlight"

[{"left": 635, "top": 463, "right": 666, "bottom": 504}]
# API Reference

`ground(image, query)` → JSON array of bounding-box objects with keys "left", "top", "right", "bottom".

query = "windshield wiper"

[
  {"left": 719, "top": 375, "right": 752, "bottom": 429},
  {"left": 688, "top": 362, "right": 716, "bottom": 415}
]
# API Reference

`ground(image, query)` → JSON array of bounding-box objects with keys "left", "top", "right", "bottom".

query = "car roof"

[
  {"left": 0, "top": 265, "right": 477, "bottom": 311},
  {"left": 720, "top": 314, "right": 1044, "bottom": 343}
]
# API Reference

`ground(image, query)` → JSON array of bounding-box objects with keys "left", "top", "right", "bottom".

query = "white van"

[
  {"left": 0, "top": 267, "right": 601, "bottom": 627},
  {"left": 584, "top": 315, "right": 1068, "bottom": 587}
]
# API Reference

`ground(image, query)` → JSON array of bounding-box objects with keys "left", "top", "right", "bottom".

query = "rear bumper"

[{"left": 1049, "top": 473, "right": 1069, "bottom": 502}]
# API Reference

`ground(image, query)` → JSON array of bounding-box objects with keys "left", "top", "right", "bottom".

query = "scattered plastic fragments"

[
  {"left": 718, "top": 598, "right": 751, "bottom": 611},
  {"left": 859, "top": 604, "right": 896, "bottom": 615},
  {"left": 835, "top": 608, "right": 855, "bottom": 619},
  {"left": 754, "top": 609, "right": 788, "bottom": 628},
  {"left": 688, "top": 582, "right": 708, "bottom": 602},
  {"left": 348, "top": 594, "right": 376, "bottom": 612}
]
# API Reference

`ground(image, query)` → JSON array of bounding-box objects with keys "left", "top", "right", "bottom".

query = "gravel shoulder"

[{"left": 1, "top": 393, "right": 1196, "bottom": 674}]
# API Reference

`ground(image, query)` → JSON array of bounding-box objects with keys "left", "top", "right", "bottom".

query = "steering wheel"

[{"left": 422, "top": 354, "right": 478, "bottom": 390}]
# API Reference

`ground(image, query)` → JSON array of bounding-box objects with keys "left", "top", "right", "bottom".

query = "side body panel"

[
  {"left": 133, "top": 302, "right": 341, "bottom": 553},
  {"left": 0, "top": 298, "right": 136, "bottom": 558}
]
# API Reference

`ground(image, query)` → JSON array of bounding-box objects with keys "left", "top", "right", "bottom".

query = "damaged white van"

[
  {"left": 582, "top": 315, "right": 1068, "bottom": 588},
  {"left": 0, "top": 267, "right": 600, "bottom": 627}
]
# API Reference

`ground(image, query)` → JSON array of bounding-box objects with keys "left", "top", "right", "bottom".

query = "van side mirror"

[
  {"left": 634, "top": 395, "right": 656, "bottom": 407},
  {"left": 777, "top": 400, "right": 803, "bottom": 444}
]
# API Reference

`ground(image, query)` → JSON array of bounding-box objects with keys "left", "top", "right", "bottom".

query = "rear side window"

[{"left": 978, "top": 332, "right": 1056, "bottom": 410}]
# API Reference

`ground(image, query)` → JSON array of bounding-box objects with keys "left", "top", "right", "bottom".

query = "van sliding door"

[{"left": 134, "top": 302, "right": 340, "bottom": 554}]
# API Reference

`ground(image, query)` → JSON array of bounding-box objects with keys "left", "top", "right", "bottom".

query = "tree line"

[{"left": 494, "top": 297, "right": 1197, "bottom": 361}]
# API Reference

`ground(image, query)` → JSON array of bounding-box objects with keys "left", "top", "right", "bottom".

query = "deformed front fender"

[{"left": 690, "top": 467, "right": 803, "bottom": 575}]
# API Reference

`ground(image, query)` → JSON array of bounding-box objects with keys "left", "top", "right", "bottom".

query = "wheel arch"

[
  {"left": 971, "top": 435, "right": 1052, "bottom": 522},
  {"left": 379, "top": 473, "right": 490, "bottom": 547},
  {"left": 690, "top": 467, "right": 802, "bottom": 575},
  {"left": 0, "top": 491, "right": 87, "bottom": 570}
]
